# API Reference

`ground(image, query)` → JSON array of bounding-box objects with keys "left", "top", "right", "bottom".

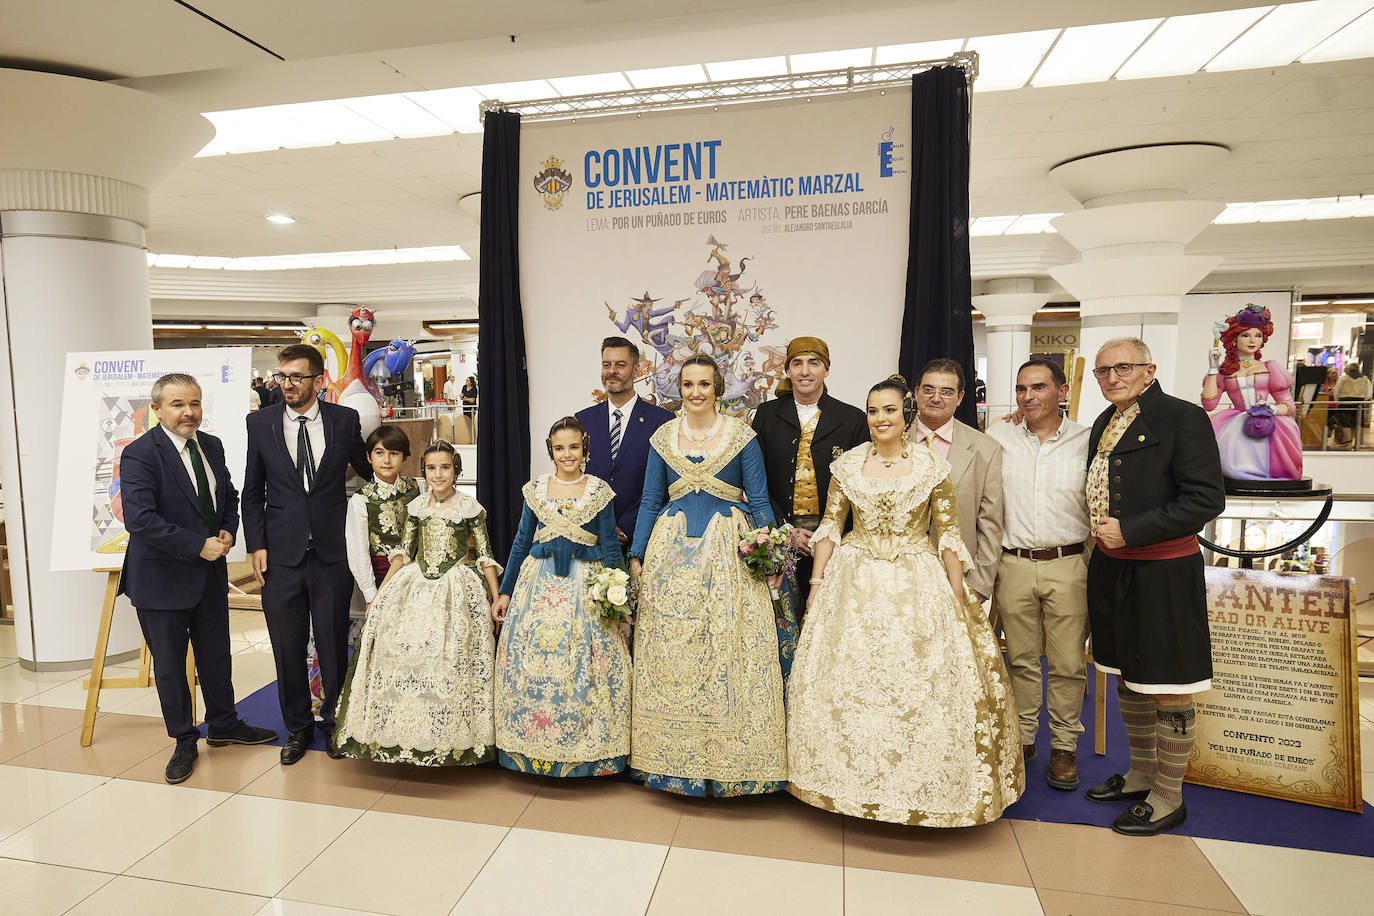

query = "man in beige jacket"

[{"left": 910, "top": 358, "right": 1004, "bottom": 601}]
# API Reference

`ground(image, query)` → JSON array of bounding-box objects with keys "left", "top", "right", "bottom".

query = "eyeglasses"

[
  {"left": 1091, "top": 363, "right": 1151, "bottom": 380},
  {"left": 273, "top": 372, "right": 322, "bottom": 386},
  {"left": 918, "top": 385, "right": 958, "bottom": 399}
]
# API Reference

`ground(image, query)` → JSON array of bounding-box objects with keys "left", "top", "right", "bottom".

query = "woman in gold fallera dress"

[
  {"left": 628, "top": 354, "right": 788, "bottom": 796},
  {"left": 786, "top": 376, "right": 1024, "bottom": 826}
]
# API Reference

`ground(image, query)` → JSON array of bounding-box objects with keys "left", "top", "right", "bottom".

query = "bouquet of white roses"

[{"left": 585, "top": 566, "right": 634, "bottom": 626}]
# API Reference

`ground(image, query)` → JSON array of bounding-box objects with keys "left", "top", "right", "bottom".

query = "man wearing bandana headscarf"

[{"left": 752, "top": 337, "right": 868, "bottom": 624}]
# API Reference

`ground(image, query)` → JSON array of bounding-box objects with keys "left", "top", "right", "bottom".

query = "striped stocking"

[{"left": 1117, "top": 682, "right": 1158, "bottom": 794}]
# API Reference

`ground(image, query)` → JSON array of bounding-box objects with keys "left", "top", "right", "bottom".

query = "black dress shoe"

[
  {"left": 323, "top": 727, "right": 345, "bottom": 760},
  {"left": 1085, "top": 773, "right": 1151, "bottom": 803},
  {"left": 280, "top": 728, "right": 313, "bottom": 765},
  {"left": 165, "top": 741, "right": 198, "bottom": 784},
  {"left": 207, "top": 721, "right": 279, "bottom": 747},
  {"left": 1112, "top": 801, "right": 1187, "bottom": 836}
]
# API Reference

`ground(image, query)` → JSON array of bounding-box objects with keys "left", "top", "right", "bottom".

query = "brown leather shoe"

[
  {"left": 1047, "top": 748, "right": 1078, "bottom": 790},
  {"left": 1022, "top": 743, "right": 1036, "bottom": 764}
]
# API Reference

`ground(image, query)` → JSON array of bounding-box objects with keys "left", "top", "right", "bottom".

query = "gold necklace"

[
  {"left": 1241, "top": 358, "right": 1254, "bottom": 369},
  {"left": 873, "top": 441, "right": 909, "bottom": 468}
]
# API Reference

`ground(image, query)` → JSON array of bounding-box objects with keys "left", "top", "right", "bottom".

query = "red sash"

[{"left": 1098, "top": 534, "right": 1199, "bottom": 560}]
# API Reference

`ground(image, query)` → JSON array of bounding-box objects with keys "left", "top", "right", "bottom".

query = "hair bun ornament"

[{"left": 888, "top": 372, "right": 909, "bottom": 389}]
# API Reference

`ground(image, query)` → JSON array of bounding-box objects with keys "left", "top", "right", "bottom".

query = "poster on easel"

[
  {"left": 50, "top": 347, "right": 252, "bottom": 571},
  {"left": 1186, "top": 567, "right": 1363, "bottom": 812}
]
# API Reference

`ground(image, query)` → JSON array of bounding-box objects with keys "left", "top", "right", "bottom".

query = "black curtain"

[
  {"left": 898, "top": 66, "right": 977, "bottom": 428},
  {"left": 477, "top": 110, "right": 530, "bottom": 559}
]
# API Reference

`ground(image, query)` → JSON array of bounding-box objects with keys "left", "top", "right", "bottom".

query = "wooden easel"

[{"left": 80, "top": 567, "right": 197, "bottom": 746}]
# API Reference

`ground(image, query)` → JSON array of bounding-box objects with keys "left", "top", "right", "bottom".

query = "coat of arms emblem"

[{"left": 533, "top": 155, "right": 573, "bottom": 211}]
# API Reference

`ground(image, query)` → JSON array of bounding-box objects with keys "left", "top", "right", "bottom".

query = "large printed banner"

[
  {"left": 1187, "top": 568, "right": 1363, "bottom": 812},
  {"left": 519, "top": 92, "right": 912, "bottom": 459},
  {"left": 50, "top": 347, "right": 252, "bottom": 571}
]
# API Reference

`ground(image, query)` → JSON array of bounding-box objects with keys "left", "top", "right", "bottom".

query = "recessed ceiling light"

[
  {"left": 1302, "top": 6, "right": 1374, "bottom": 62},
  {"left": 265, "top": 214, "right": 295, "bottom": 224},
  {"left": 1031, "top": 19, "right": 1161, "bottom": 87},
  {"left": 704, "top": 57, "right": 789, "bottom": 81},
  {"left": 626, "top": 65, "right": 709, "bottom": 88},
  {"left": 1116, "top": 7, "right": 1273, "bottom": 80},
  {"left": 964, "top": 29, "right": 1061, "bottom": 92},
  {"left": 1207, "top": 0, "right": 1371, "bottom": 71},
  {"left": 874, "top": 39, "right": 966, "bottom": 66},
  {"left": 788, "top": 48, "right": 873, "bottom": 72}
]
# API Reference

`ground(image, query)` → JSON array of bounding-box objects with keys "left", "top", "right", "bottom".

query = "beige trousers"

[{"left": 993, "top": 552, "right": 1089, "bottom": 751}]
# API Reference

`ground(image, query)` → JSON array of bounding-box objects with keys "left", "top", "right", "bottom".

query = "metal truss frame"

[{"left": 478, "top": 51, "right": 977, "bottom": 123}]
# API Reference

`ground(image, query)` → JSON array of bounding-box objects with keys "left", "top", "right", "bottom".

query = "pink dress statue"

[{"left": 1201, "top": 361, "right": 1303, "bottom": 480}]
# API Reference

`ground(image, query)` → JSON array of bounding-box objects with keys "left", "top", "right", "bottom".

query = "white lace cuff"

[
  {"left": 936, "top": 530, "right": 973, "bottom": 573},
  {"left": 811, "top": 518, "right": 843, "bottom": 551},
  {"left": 476, "top": 556, "right": 503, "bottom": 574}
]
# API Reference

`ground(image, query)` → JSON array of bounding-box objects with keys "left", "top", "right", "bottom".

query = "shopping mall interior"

[{"left": 1, "top": 1, "right": 1372, "bottom": 913}]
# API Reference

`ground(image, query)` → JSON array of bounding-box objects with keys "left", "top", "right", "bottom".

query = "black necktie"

[
  {"left": 296, "top": 415, "right": 316, "bottom": 491},
  {"left": 184, "top": 439, "right": 218, "bottom": 535}
]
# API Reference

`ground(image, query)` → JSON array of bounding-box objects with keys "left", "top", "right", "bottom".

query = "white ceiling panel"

[{"left": 0, "top": 0, "right": 274, "bottom": 78}]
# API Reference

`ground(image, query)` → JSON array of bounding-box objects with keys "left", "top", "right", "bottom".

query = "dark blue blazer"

[
  {"left": 575, "top": 398, "right": 673, "bottom": 543},
  {"left": 117, "top": 427, "right": 239, "bottom": 611},
  {"left": 242, "top": 401, "right": 372, "bottom": 567}
]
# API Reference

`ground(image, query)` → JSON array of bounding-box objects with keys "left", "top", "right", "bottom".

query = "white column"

[
  {"left": 1047, "top": 144, "right": 1228, "bottom": 422},
  {"left": 0, "top": 69, "right": 211, "bottom": 667},
  {"left": 975, "top": 279, "right": 1049, "bottom": 415}
]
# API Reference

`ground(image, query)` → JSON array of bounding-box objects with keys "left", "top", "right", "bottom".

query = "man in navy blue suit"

[
  {"left": 576, "top": 337, "right": 673, "bottom": 549},
  {"left": 243, "top": 344, "right": 372, "bottom": 764},
  {"left": 118, "top": 373, "right": 277, "bottom": 784}
]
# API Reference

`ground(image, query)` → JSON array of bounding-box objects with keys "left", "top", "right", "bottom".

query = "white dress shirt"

[
  {"left": 607, "top": 393, "right": 637, "bottom": 430},
  {"left": 282, "top": 400, "right": 326, "bottom": 491},
  {"left": 795, "top": 400, "right": 820, "bottom": 428},
  {"left": 160, "top": 424, "right": 217, "bottom": 511},
  {"left": 987, "top": 416, "right": 1090, "bottom": 549}
]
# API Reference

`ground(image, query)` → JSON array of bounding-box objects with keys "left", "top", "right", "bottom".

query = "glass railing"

[{"left": 1294, "top": 396, "right": 1371, "bottom": 451}]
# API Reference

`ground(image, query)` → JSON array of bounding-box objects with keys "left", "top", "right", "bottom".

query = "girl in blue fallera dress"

[
  {"left": 491, "top": 417, "right": 632, "bottom": 777},
  {"left": 628, "top": 354, "right": 788, "bottom": 796}
]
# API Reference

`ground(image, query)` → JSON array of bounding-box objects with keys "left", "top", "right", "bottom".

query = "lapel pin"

[{"left": 1137, "top": 435, "right": 1145, "bottom": 442}]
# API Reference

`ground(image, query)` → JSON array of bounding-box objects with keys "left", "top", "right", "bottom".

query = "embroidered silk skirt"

[
  {"left": 786, "top": 544, "right": 1024, "bottom": 826},
  {"left": 631, "top": 510, "right": 787, "bottom": 796},
  {"left": 332, "top": 563, "right": 495, "bottom": 766},
  {"left": 495, "top": 556, "right": 631, "bottom": 777}
]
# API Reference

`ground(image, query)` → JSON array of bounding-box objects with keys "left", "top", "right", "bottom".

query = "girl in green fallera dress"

[{"left": 332, "top": 441, "right": 501, "bottom": 765}]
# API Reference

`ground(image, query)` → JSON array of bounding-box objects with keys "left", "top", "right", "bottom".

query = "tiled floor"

[{"left": 1, "top": 618, "right": 1372, "bottom": 915}]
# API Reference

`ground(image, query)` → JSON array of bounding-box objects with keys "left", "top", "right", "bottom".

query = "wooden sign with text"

[{"left": 1187, "top": 568, "right": 1363, "bottom": 812}]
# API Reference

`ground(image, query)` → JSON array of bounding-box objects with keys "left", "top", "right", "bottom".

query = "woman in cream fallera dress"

[{"left": 786, "top": 411, "right": 1024, "bottom": 825}]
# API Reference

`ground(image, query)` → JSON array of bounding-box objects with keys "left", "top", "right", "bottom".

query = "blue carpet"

[
  {"left": 229, "top": 663, "right": 1372, "bottom": 856},
  {"left": 1003, "top": 667, "right": 1373, "bottom": 857}
]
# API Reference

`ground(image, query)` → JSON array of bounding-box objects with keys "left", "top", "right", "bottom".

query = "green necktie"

[{"left": 184, "top": 438, "right": 219, "bottom": 536}]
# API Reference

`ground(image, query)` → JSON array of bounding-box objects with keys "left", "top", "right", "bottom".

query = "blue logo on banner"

[{"left": 878, "top": 126, "right": 897, "bottom": 178}]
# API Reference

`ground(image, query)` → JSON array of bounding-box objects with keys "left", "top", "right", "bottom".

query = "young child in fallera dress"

[
  {"left": 331, "top": 441, "right": 501, "bottom": 766},
  {"left": 491, "top": 417, "right": 631, "bottom": 777}
]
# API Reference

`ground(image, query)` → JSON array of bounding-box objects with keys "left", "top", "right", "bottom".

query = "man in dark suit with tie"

[
  {"left": 244, "top": 344, "right": 372, "bottom": 764},
  {"left": 575, "top": 336, "right": 673, "bottom": 549},
  {"left": 119, "top": 373, "right": 277, "bottom": 784}
]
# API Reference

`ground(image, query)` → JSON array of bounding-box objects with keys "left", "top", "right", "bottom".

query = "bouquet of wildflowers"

[
  {"left": 738, "top": 526, "right": 799, "bottom": 597},
  {"left": 586, "top": 566, "right": 634, "bottom": 627}
]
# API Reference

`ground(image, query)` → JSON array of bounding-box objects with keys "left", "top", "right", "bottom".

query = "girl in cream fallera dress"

[{"left": 786, "top": 377, "right": 1024, "bottom": 826}]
